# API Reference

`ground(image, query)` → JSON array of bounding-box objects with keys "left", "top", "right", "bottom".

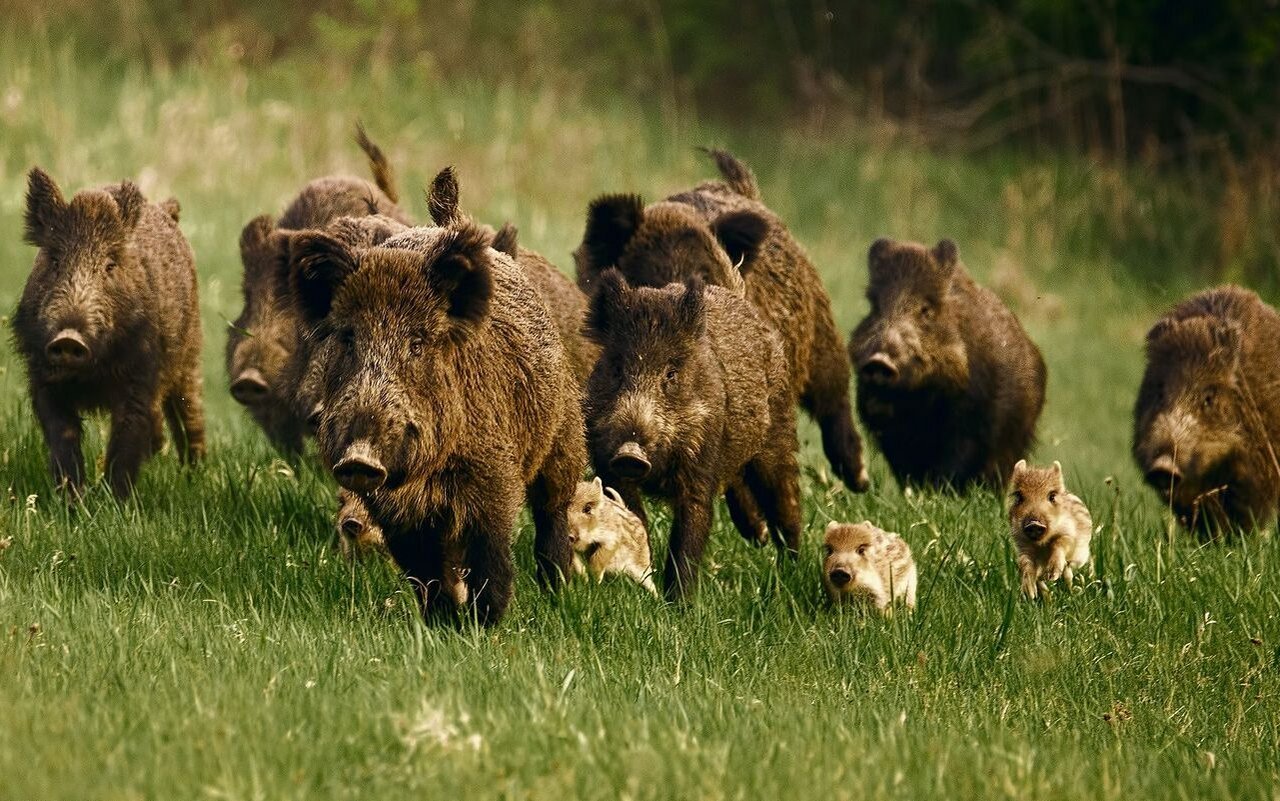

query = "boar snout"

[
  {"left": 45, "top": 328, "right": 90, "bottom": 368},
  {"left": 1144, "top": 454, "right": 1183, "bottom": 493},
  {"left": 1021, "top": 518, "right": 1048, "bottom": 539},
  {"left": 858, "top": 352, "right": 899, "bottom": 384},
  {"left": 340, "top": 515, "right": 365, "bottom": 539},
  {"left": 333, "top": 440, "right": 388, "bottom": 493},
  {"left": 230, "top": 368, "right": 270, "bottom": 406},
  {"left": 610, "top": 441, "right": 651, "bottom": 480},
  {"left": 828, "top": 568, "right": 852, "bottom": 587}
]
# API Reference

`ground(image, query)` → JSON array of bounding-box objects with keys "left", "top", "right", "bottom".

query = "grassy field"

[{"left": 1, "top": 39, "right": 1278, "bottom": 801}]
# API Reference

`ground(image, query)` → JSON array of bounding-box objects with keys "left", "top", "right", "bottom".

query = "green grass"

[{"left": 1, "top": 39, "right": 1279, "bottom": 800}]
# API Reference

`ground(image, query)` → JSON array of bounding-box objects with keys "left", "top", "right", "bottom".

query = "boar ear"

[
  {"left": 24, "top": 167, "right": 67, "bottom": 246},
  {"left": 678, "top": 277, "right": 708, "bottom": 336},
  {"left": 113, "top": 182, "right": 145, "bottom": 231},
  {"left": 869, "top": 237, "right": 894, "bottom": 262},
  {"left": 239, "top": 215, "right": 276, "bottom": 262},
  {"left": 427, "top": 166, "right": 460, "bottom": 226},
  {"left": 580, "top": 194, "right": 644, "bottom": 271},
  {"left": 585, "top": 268, "right": 631, "bottom": 341},
  {"left": 932, "top": 239, "right": 959, "bottom": 273},
  {"left": 592, "top": 476, "right": 603, "bottom": 491},
  {"left": 290, "top": 231, "right": 358, "bottom": 323},
  {"left": 825, "top": 521, "right": 840, "bottom": 535},
  {"left": 492, "top": 222, "right": 519, "bottom": 259},
  {"left": 1210, "top": 322, "right": 1242, "bottom": 359},
  {"left": 428, "top": 223, "right": 493, "bottom": 334},
  {"left": 712, "top": 210, "right": 769, "bottom": 275},
  {"left": 1051, "top": 460, "right": 1063, "bottom": 476},
  {"left": 159, "top": 197, "right": 181, "bottom": 222},
  {"left": 1012, "top": 459, "right": 1028, "bottom": 478}
]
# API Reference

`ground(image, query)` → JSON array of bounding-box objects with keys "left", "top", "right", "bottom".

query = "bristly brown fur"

[
  {"left": 12, "top": 167, "right": 205, "bottom": 500},
  {"left": 289, "top": 209, "right": 587, "bottom": 627},
  {"left": 584, "top": 269, "right": 800, "bottom": 600},
  {"left": 850, "top": 237, "right": 1046, "bottom": 491},
  {"left": 427, "top": 166, "right": 461, "bottom": 226},
  {"left": 574, "top": 149, "right": 869, "bottom": 494},
  {"left": 1133, "top": 285, "right": 1280, "bottom": 535}
]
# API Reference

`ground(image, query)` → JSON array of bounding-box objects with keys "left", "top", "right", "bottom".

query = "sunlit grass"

[{"left": 0, "top": 38, "right": 1277, "bottom": 800}]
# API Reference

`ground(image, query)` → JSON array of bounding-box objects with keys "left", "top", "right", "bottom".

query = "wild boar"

[
  {"left": 573, "top": 149, "right": 869, "bottom": 496},
  {"left": 336, "top": 488, "right": 388, "bottom": 559},
  {"left": 289, "top": 211, "right": 587, "bottom": 626},
  {"left": 822, "top": 521, "right": 917, "bottom": 613},
  {"left": 226, "top": 125, "right": 411, "bottom": 454},
  {"left": 1007, "top": 460, "right": 1093, "bottom": 598},
  {"left": 1133, "top": 286, "right": 1280, "bottom": 535},
  {"left": 849, "top": 238, "right": 1046, "bottom": 490},
  {"left": 12, "top": 168, "right": 204, "bottom": 499},
  {"left": 567, "top": 477, "right": 656, "bottom": 595},
  {"left": 584, "top": 269, "right": 801, "bottom": 600}
]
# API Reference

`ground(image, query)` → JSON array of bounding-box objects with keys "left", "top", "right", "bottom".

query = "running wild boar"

[
  {"left": 12, "top": 168, "right": 204, "bottom": 499},
  {"left": 1133, "top": 286, "right": 1280, "bottom": 535},
  {"left": 289, "top": 210, "right": 586, "bottom": 626},
  {"left": 574, "top": 149, "right": 869, "bottom": 495},
  {"left": 822, "top": 521, "right": 917, "bottom": 613},
  {"left": 227, "top": 125, "right": 410, "bottom": 455},
  {"left": 567, "top": 477, "right": 655, "bottom": 595},
  {"left": 584, "top": 269, "right": 801, "bottom": 600},
  {"left": 1008, "top": 460, "right": 1093, "bottom": 598},
  {"left": 850, "top": 238, "right": 1046, "bottom": 490}
]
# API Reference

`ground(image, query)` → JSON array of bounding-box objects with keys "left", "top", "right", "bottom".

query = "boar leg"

[
  {"left": 664, "top": 480, "right": 716, "bottom": 601},
  {"left": 802, "top": 320, "right": 870, "bottom": 492},
  {"left": 164, "top": 370, "right": 206, "bottom": 464},
  {"left": 744, "top": 454, "right": 803, "bottom": 558},
  {"left": 528, "top": 421, "right": 587, "bottom": 589},
  {"left": 33, "top": 387, "right": 85, "bottom": 496},
  {"left": 385, "top": 526, "right": 459, "bottom": 626},
  {"left": 463, "top": 525, "right": 516, "bottom": 627},
  {"left": 725, "top": 480, "right": 769, "bottom": 547},
  {"left": 105, "top": 392, "right": 158, "bottom": 499}
]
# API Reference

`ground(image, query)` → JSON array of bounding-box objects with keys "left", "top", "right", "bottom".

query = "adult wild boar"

[
  {"left": 574, "top": 149, "right": 869, "bottom": 494},
  {"left": 849, "top": 238, "right": 1045, "bottom": 490},
  {"left": 1133, "top": 286, "right": 1280, "bottom": 535},
  {"left": 12, "top": 168, "right": 204, "bottom": 499},
  {"left": 585, "top": 269, "right": 801, "bottom": 600},
  {"left": 289, "top": 213, "right": 587, "bottom": 626},
  {"left": 226, "top": 125, "right": 411, "bottom": 454}
]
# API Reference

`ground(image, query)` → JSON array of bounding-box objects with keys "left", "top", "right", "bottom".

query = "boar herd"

[{"left": 11, "top": 128, "right": 1280, "bottom": 624}]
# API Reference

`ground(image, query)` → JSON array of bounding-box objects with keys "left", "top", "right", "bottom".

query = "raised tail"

[
  {"left": 354, "top": 122, "right": 399, "bottom": 204},
  {"left": 700, "top": 147, "right": 760, "bottom": 200}
]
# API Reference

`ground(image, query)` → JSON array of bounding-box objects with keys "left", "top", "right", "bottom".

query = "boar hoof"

[
  {"left": 46, "top": 329, "right": 90, "bottom": 367},
  {"left": 610, "top": 442, "right": 651, "bottom": 480},
  {"left": 334, "top": 443, "right": 387, "bottom": 493},
  {"left": 230, "top": 369, "right": 270, "bottom": 405}
]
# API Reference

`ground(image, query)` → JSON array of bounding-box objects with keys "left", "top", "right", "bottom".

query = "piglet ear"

[
  {"left": 1051, "top": 460, "right": 1063, "bottom": 476},
  {"left": 290, "top": 231, "right": 359, "bottom": 324},
  {"left": 825, "top": 521, "right": 840, "bottom": 534},
  {"left": 585, "top": 268, "right": 631, "bottom": 342},
  {"left": 592, "top": 476, "right": 603, "bottom": 491},
  {"left": 24, "top": 167, "right": 67, "bottom": 247},
  {"left": 677, "top": 277, "right": 707, "bottom": 338},
  {"left": 932, "top": 239, "right": 959, "bottom": 274},
  {"left": 711, "top": 210, "right": 769, "bottom": 275},
  {"left": 1013, "top": 459, "right": 1028, "bottom": 475},
  {"left": 577, "top": 194, "right": 643, "bottom": 276},
  {"left": 112, "top": 182, "right": 145, "bottom": 231},
  {"left": 428, "top": 222, "right": 493, "bottom": 338},
  {"left": 427, "top": 166, "right": 460, "bottom": 226}
]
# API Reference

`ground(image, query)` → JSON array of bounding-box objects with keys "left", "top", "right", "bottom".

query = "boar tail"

[
  {"left": 492, "top": 223, "right": 519, "bottom": 259},
  {"left": 701, "top": 147, "right": 760, "bottom": 200},
  {"left": 355, "top": 122, "right": 399, "bottom": 204}
]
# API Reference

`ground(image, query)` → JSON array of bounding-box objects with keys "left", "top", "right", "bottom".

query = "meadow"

[{"left": 0, "top": 38, "right": 1277, "bottom": 800}]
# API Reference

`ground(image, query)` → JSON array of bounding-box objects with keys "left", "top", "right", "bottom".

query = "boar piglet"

[
  {"left": 1133, "top": 286, "right": 1280, "bottom": 536},
  {"left": 584, "top": 269, "right": 801, "bottom": 600},
  {"left": 850, "top": 238, "right": 1046, "bottom": 491},
  {"left": 227, "top": 125, "right": 410, "bottom": 455},
  {"left": 12, "top": 168, "right": 204, "bottom": 499},
  {"left": 290, "top": 215, "right": 586, "bottom": 626},
  {"left": 575, "top": 149, "right": 869, "bottom": 496}
]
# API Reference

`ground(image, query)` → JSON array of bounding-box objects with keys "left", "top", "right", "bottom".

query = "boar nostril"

[
  {"left": 829, "top": 568, "right": 852, "bottom": 587},
  {"left": 333, "top": 442, "right": 387, "bottom": 493},
  {"left": 46, "top": 329, "right": 90, "bottom": 366},
  {"left": 1022, "top": 520, "right": 1048, "bottom": 538},
  {"left": 230, "top": 369, "right": 270, "bottom": 405},
  {"left": 610, "top": 441, "right": 651, "bottom": 480},
  {"left": 858, "top": 353, "right": 898, "bottom": 383},
  {"left": 1146, "top": 456, "right": 1182, "bottom": 489},
  {"left": 341, "top": 517, "right": 364, "bottom": 538}
]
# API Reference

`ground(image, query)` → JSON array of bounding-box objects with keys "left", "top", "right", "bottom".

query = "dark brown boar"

[
  {"left": 12, "top": 168, "right": 205, "bottom": 499},
  {"left": 584, "top": 268, "right": 801, "bottom": 600},
  {"left": 426, "top": 168, "right": 598, "bottom": 385},
  {"left": 1133, "top": 286, "right": 1280, "bottom": 535},
  {"left": 226, "top": 125, "right": 411, "bottom": 455},
  {"left": 288, "top": 215, "right": 587, "bottom": 626},
  {"left": 849, "top": 238, "right": 1046, "bottom": 491},
  {"left": 573, "top": 149, "right": 869, "bottom": 496}
]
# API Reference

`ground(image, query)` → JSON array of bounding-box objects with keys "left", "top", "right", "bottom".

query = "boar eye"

[
  {"left": 823, "top": 544, "right": 834, "bottom": 557},
  {"left": 339, "top": 328, "right": 356, "bottom": 351},
  {"left": 1202, "top": 389, "right": 1217, "bottom": 409},
  {"left": 664, "top": 367, "right": 679, "bottom": 386},
  {"left": 104, "top": 258, "right": 116, "bottom": 274},
  {"left": 409, "top": 336, "right": 426, "bottom": 357},
  {"left": 856, "top": 544, "right": 869, "bottom": 557},
  {"left": 1048, "top": 491, "right": 1058, "bottom": 504},
  {"left": 919, "top": 303, "right": 935, "bottom": 320},
  {"left": 582, "top": 503, "right": 594, "bottom": 514},
  {"left": 1011, "top": 491, "right": 1024, "bottom": 505}
]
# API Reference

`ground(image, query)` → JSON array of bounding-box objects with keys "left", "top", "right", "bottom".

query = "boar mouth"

[{"left": 609, "top": 441, "right": 652, "bottom": 480}]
